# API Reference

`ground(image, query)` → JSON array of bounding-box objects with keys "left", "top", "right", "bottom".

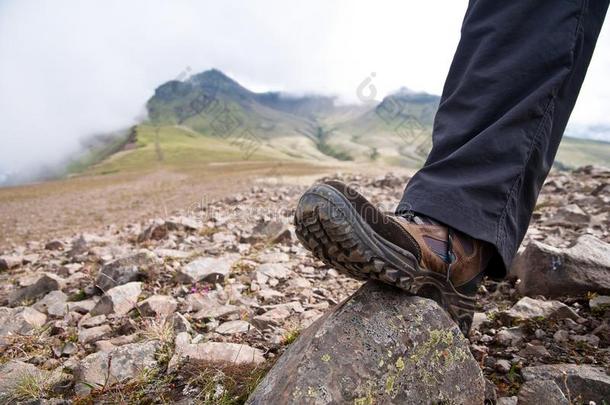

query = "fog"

[{"left": 1, "top": 0, "right": 609, "bottom": 183}]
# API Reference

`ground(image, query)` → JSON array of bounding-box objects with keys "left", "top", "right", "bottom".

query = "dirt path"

[{"left": 0, "top": 161, "right": 349, "bottom": 250}]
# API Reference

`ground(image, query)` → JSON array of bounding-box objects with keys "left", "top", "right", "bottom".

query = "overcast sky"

[{"left": 1, "top": 0, "right": 609, "bottom": 178}]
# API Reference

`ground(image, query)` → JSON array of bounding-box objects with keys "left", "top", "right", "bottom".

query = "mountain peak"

[{"left": 189, "top": 68, "right": 235, "bottom": 85}]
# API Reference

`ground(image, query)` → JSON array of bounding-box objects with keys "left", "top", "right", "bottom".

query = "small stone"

[
  {"left": 0, "top": 255, "right": 22, "bottom": 271},
  {"left": 257, "top": 252, "right": 290, "bottom": 263},
  {"left": 137, "top": 219, "right": 168, "bottom": 242},
  {"left": 522, "top": 364, "right": 610, "bottom": 403},
  {"left": 74, "top": 340, "right": 160, "bottom": 395},
  {"left": 169, "top": 333, "right": 264, "bottom": 369},
  {"left": 299, "top": 309, "right": 323, "bottom": 328},
  {"left": 497, "top": 396, "right": 518, "bottom": 405},
  {"left": 8, "top": 273, "right": 65, "bottom": 306},
  {"left": 252, "top": 220, "right": 291, "bottom": 243},
  {"left": 495, "top": 359, "right": 512, "bottom": 373},
  {"left": 470, "top": 344, "right": 488, "bottom": 362},
  {"left": 95, "top": 251, "right": 157, "bottom": 292},
  {"left": 570, "top": 334, "right": 600, "bottom": 347},
  {"left": 326, "top": 269, "right": 339, "bottom": 278},
  {"left": 257, "top": 288, "right": 285, "bottom": 301},
  {"left": 177, "top": 255, "right": 239, "bottom": 283},
  {"left": 184, "top": 293, "right": 221, "bottom": 312},
  {"left": 45, "top": 240, "right": 64, "bottom": 251},
  {"left": 215, "top": 320, "right": 252, "bottom": 335},
  {"left": 256, "top": 263, "right": 291, "bottom": 280},
  {"left": 95, "top": 340, "right": 116, "bottom": 352},
  {"left": 165, "top": 216, "right": 200, "bottom": 231},
  {"left": 253, "top": 307, "right": 291, "bottom": 329},
  {"left": 212, "top": 231, "right": 237, "bottom": 244},
  {"left": 192, "top": 304, "right": 240, "bottom": 320},
  {"left": 287, "top": 277, "right": 311, "bottom": 289},
  {"left": 155, "top": 248, "right": 190, "bottom": 259},
  {"left": 33, "top": 290, "right": 68, "bottom": 316},
  {"left": 545, "top": 203, "right": 590, "bottom": 226},
  {"left": 78, "top": 324, "right": 112, "bottom": 344},
  {"left": 553, "top": 329, "right": 570, "bottom": 343},
  {"left": 167, "top": 313, "right": 192, "bottom": 334},
  {"left": 79, "top": 314, "right": 107, "bottom": 328},
  {"left": 505, "top": 297, "right": 580, "bottom": 321},
  {"left": 590, "top": 295, "right": 610, "bottom": 312},
  {"left": 470, "top": 312, "right": 487, "bottom": 332},
  {"left": 61, "top": 342, "right": 78, "bottom": 356},
  {"left": 0, "top": 307, "right": 47, "bottom": 338},
  {"left": 137, "top": 295, "right": 178, "bottom": 317},
  {"left": 517, "top": 380, "right": 568, "bottom": 405},
  {"left": 496, "top": 327, "right": 525, "bottom": 347},
  {"left": 90, "top": 282, "right": 142, "bottom": 316},
  {"left": 518, "top": 343, "right": 550, "bottom": 358},
  {"left": 68, "top": 298, "right": 98, "bottom": 314}
]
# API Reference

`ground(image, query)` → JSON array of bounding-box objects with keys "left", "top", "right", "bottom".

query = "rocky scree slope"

[{"left": 0, "top": 166, "right": 608, "bottom": 403}]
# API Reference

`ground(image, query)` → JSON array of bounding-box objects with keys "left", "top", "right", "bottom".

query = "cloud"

[{"left": 0, "top": 0, "right": 608, "bottom": 179}]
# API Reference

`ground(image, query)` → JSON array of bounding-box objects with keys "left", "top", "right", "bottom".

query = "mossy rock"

[{"left": 247, "top": 281, "right": 484, "bottom": 404}]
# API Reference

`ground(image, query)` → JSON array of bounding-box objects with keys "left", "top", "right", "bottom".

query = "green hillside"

[
  {"left": 555, "top": 136, "right": 610, "bottom": 169},
  {"left": 72, "top": 69, "right": 609, "bottom": 176}
]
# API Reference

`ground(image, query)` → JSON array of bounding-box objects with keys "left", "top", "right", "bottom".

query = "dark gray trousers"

[{"left": 398, "top": 0, "right": 609, "bottom": 278}]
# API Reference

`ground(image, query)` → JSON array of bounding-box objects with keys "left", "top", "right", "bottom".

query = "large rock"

[
  {"left": 0, "top": 307, "right": 47, "bottom": 340},
  {"left": 90, "top": 282, "right": 142, "bottom": 316},
  {"left": 511, "top": 235, "right": 610, "bottom": 297},
  {"left": 95, "top": 251, "right": 158, "bottom": 292},
  {"left": 8, "top": 273, "right": 65, "bottom": 306},
  {"left": 517, "top": 380, "right": 568, "bottom": 405},
  {"left": 74, "top": 340, "right": 160, "bottom": 395},
  {"left": 176, "top": 255, "right": 239, "bottom": 283},
  {"left": 247, "top": 281, "right": 485, "bottom": 404},
  {"left": 78, "top": 324, "right": 112, "bottom": 344},
  {"left": 169, "top": 332, "right": 264, "bottom": 369},
  {"left": 256, "top": 263, "right": 291, "bottom": 281},
  {"left": 32, "top": 290, "right": 69, "bottom": 316},
  {"left": 0, "top": 255, "right": 22, "bottom": 271},
  {"left": 544, "top": 203, "right": 590, "bottom": 227},
  {"left": 521, "top": 364, "right": 610, "bottom": 403},
  {"left": 251, "top": 220, "right": 292, "bottom": 243},
  {"left": 504, "top": 297, "right": 580, "bottom": 322},
  {"left": 137, "top": 294, "right": 177, "bottom": 317},
  {"left": 0, "top": 360, "right": 68, "bottom": 401}
]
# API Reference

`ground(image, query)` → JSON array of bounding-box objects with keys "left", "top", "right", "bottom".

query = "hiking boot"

[{"left": 294, "top": 180, "right": 493, "bottom": 335}]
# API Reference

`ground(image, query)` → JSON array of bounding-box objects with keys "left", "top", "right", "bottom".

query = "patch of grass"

[
  {"left": 83, "top": 125, "right": 284, "bottom": 176},
  {"left": 137, "top": 318, "right": 175, "bottom": 345},
  {"left": 74, "top": 366, "right": 174, "bottom": 405},
  {"left": 1, "top": 368, "right": 60, "bottom": 403},
  {"left": 555, "top": 136, "right": 610, "bottom": 169},
  {"left": 73, "top": 360, "right": 274, "bottom": 404},
  {"left": 0, "top": 328, "right": 53, "bottom": 365},
  {"left": 69, "top": 289, "right": 88, "bottom": 301},
  {"left": 7, "top": 374, "right": 48, "bottom": 401},
  {"left": 281, "top": 329, "right": 300, "bottom": 345},
  {"left": 177, "top": 361, "right": 273, "bottom": 404}
]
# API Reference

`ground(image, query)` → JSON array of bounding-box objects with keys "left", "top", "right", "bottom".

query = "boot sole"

[{"left": 294, "top": 183, "right": 475, "bottom": 334}]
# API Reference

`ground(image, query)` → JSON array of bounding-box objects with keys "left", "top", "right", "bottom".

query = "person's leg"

[
  {"left": 398, "top": 0, "right": 609, "bottom": 279},
  {"left": 295, "top": 0, "right": 608, "bottom": 335}
]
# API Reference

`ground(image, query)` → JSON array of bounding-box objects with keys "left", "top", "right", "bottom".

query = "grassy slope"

[
  {"left": 79, "top": 124, "right": 610, "bottom": 179},
  {"left": 555, "top": 136, "right": 610, "bottom": 169},
  {"left": 83, "top": 125, "right": 295, "bottom": 176},
  {"left": 73, "top": 67, "right": 609, "bottom": 176}
]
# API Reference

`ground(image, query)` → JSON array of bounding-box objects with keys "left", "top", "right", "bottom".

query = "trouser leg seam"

[{"left": 494, "top": 0, "right": 588, "bottom": 252}]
